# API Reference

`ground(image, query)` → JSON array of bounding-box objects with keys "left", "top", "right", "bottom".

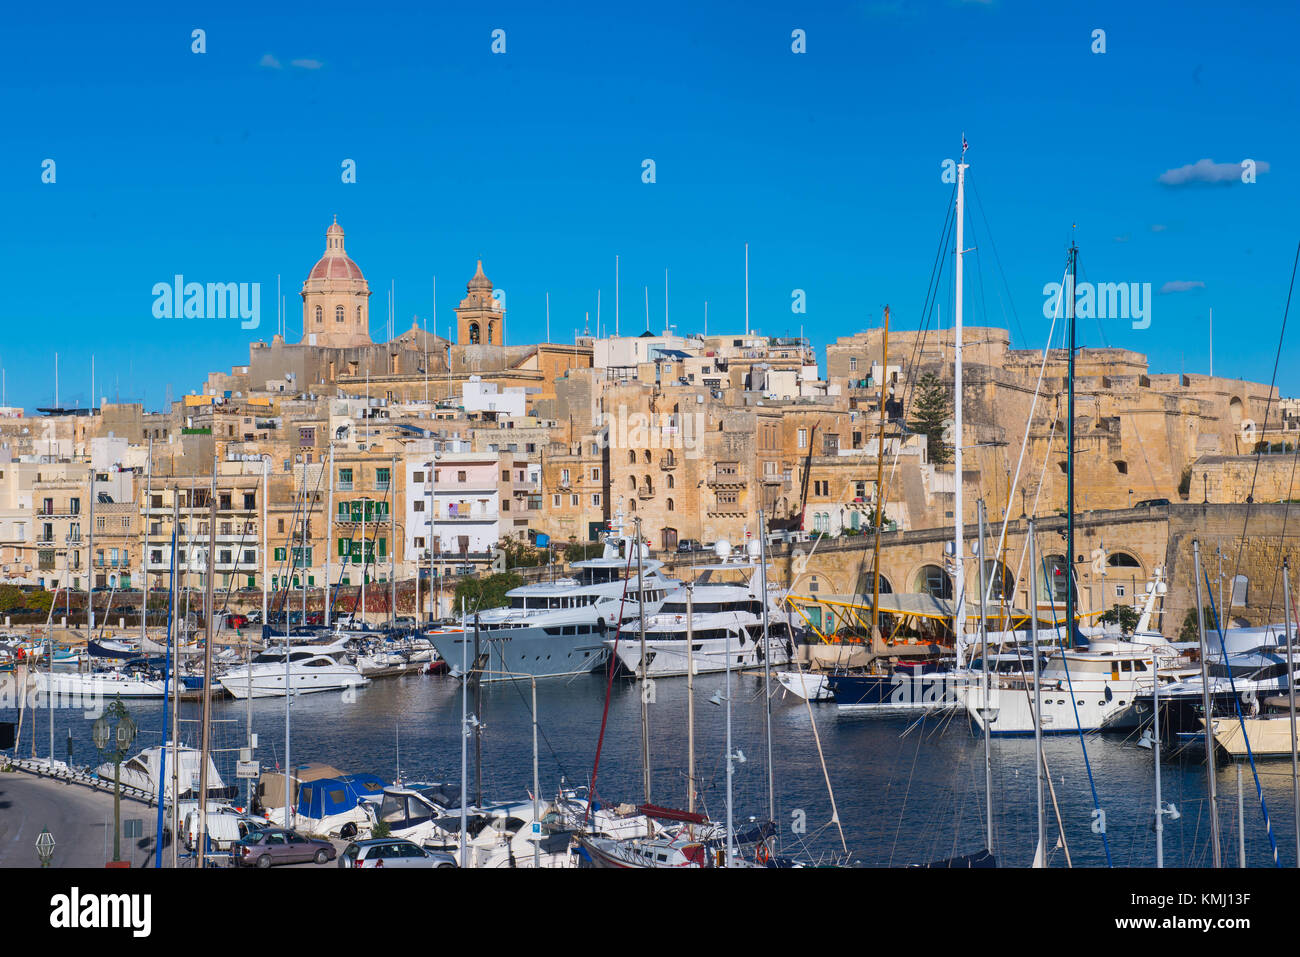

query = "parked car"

[
  {"left": 338, "top": 838, "right": 457, "bottom": 869},
  {"left": 675, "top": 540, "right": 705, "bottom": 553},
  {"left": 231, "top": 827, "right": 336, "bottom": 868},
  {"left": 1133, "top": 498, "right": 1170, "bottom": 508}
]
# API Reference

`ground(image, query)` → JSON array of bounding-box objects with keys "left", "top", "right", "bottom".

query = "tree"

[
  {"left": 454, "top": 572, "right": 523, "bottom": 613},
  {"left": 0, "top": 585, "right": 23, "bottom": 612},
  {"left": 499, "top": 537, "right": 544, "bottom": 569},
  {"left": 1098, "top": 603, "right": 1140, "bottom": 635},
  {"left": 1178, "top": 606, "right": 1217, "bottom": 642},
  {"left": 909, "top": 372, "right": 953, "bottom": 465}
]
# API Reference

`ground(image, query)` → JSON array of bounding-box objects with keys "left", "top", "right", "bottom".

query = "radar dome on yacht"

[
  {"left": 746, "top": 541, "right": 762, "bottom": 560},
  {"left": 714, "top": 540, "right": 732, "bottom": 559}
]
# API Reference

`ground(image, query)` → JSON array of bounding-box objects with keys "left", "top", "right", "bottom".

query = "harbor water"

[{"left": 3, "top": 668, "right": 1297, "bottom": 867}]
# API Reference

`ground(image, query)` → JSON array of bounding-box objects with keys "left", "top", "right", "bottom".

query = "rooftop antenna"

[
  {"left": 615, "top": 255, "right": 620, "bottom": 337},
  {"left": 276, "top": 274, "right": 281, "bottom": 337},
  {"left": 744, "top": 242, "right": 749, "bottom": 335}
]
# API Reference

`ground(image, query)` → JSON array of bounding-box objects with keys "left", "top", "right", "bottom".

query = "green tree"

[
  {"left": 500, "top": 538, "right": 544, "bottom": 569},
  {"left": 564, "top": 542, "right": 606, "bottom": 562},
  {"left": 1098, "top": 603, "right": 1140, "bottom": 635},
  {"left": 909, "top": 372, "right": 953, "bottom": 465},
  {"left": 0, "top": 585, "right": 23, "bottom": 612},
  {"left": 1178, "top": 606, "right": 1217, "bottom": 642},
  {"left": 28, "top": 591, "right": 53, "bottom": 613},
  {"left": 454, "top": 572, "right": 524, "bottom": 613}
]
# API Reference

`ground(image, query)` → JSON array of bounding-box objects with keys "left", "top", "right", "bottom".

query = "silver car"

[{"left": 339, "top": 838, "right": 457, "bottom": 868}]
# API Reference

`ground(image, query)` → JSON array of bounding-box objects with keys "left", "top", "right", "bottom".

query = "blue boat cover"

[{"left": 297, "top": 776, "right": 385, "bottom": 819}]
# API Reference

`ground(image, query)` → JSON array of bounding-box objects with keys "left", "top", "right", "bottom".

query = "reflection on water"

[{"left": 3, "top": 669, "right": 1296, "bottom": 867}]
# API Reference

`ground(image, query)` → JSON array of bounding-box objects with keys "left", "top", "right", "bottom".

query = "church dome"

[
  {"left": 308, "top": 217, "right": 366, "bottom": 281},
  {"left": 467, "top": 259, "right": 492, "bottom": 291}
]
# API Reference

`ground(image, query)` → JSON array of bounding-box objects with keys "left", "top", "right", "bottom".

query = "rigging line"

[
  {"left": 1254, "top": 245, "right": 1300, "bottom": 623},
  {"left": 1071, "top": 258, "right": 1162, "bottom": 497},
  {"left": 1221, "top": 241, "right": 1300, "bottom": 625},
  {"left": 1204, "top": 570, "right": 1280, "bottom": 865},
  {"left": 1039, "top": 551, "right": 1114, "bottom": 867},
  {"left": 968, "top": 180, "right": 1028, "bottom": 347},
  {"left": 584, "top": 542, "right": 636, "bottom": 824}
]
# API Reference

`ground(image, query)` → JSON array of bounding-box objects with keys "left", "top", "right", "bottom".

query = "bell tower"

[{"left": 456, "top": 260, "right": 503, "bottom": 346}]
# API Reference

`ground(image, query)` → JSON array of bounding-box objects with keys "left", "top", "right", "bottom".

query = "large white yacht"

[
  {"left": 427, "top": 532, "right": 679, "bottom": 681},
  {"left": 606, "top": 541, "right": 795, "bottom": 678},
  {"left": 217, "top": 639, "right": 369, "bottom": 699}
]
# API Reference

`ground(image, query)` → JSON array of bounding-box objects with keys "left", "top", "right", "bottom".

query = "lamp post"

[
  {"left": 1203, "top": 474, "right": 1209, "bottom": 504},
  {"left": 92, "top": 696, "right": 137, "bottom": 865}
]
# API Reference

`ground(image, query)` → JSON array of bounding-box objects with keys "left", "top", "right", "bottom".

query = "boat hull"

[{"left": 428, "top": 627, "right": 610, "bottom": 681}]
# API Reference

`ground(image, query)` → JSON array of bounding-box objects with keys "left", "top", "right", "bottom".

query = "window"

[
  {"left": 667, "top": 498, "right": 674, "bottom": 511},
  {"left": 798, "top": 428, "right": 807, "bottom": 449},
  {"left": 315, "top": 305, "right": 322, "bottom": 323},
  {"left": 457, "top": 471, "right": 467, "bottom": 482},
  {"left": 335, "top": 305, "right": 345, "bottom": 323},
  {"left": 849, "top": 357, "right": 858, "bottom": 372},
  {"left": 414, "top": 500, "right": 425, "bottom": 512},
  {"left": 590, "top": 467, "right": 600, "bottom": 481},
  {"left": 553, "top": 494, "right": 561, "bottom": 507},
  {"left": 561, "top": 469, "right": 570, "bottom": 485},
  {"left": 571, "top": 494, "right": 579, "bottom": 506},
  {"left": 413, "top": 471, "right": 424, "bottom": 483},
  {"left": 592, "top": 493, "right": 601, "bottom": 506},
  {"left": 376, "top": 468, "right": 390, "bottom": 490},
  {"left": 274, "top": 547, "right": 287, "bottom": 562},
  {"left": 357, "top": 305, "right": 363, "bottom": 323}
]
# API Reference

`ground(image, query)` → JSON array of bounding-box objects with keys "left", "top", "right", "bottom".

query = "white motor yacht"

[{"left": 217, "top": 639, "right": 368, "bottom": 699}]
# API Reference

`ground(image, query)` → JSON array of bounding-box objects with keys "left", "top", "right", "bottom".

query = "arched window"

[
  {"left": 667, "top": 498, "right": 674, "bottom": 511},
  {"left": 469, "top": 322, "right": 480, "bottom": 344},
  {"left": 314, "top": 305, "right": 322, "bottom": 323},
  {"left": 627, "top": 498, "right": 636, "bottom": 512},
  {"left": 356, "top": 305, "right": 363, "bottom": 323},
  {"left": 628, "top": 476, "right": 636, "bottom": 491},
  {"left": 628, "top": 451, "right": 636, "bottom": 465},
  {"left": 643, "top": 450, "right": 652, "bottom": 464},
  {"left": 1107, "top": 552, "right": 1141, "bottom": 568},
  {"left": 914, "top": 564, "right": 953, "bottom": 600},
  {"left": 335, "top": 305, "right": 344, "bottom": 323},
  {"left": 667, "top": 473, "right": 675, "bottom": 489}
]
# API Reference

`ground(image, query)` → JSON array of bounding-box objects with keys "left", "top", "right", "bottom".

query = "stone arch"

[
  {"left": 1042, "top": 554, "right": 1077, "bottom": 604},
  {"left": 1229, "top": 395, "right": 1244, "bottom": 425},
  {"left": 980, "top": 559, "right": 1014, "bottom": 602},
  {"left": 912, "top": 563, "right": 952, "bottom": 600}
]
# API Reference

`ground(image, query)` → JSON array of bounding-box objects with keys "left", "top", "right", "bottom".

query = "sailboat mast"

[
  {"left": 1153, "top": 611, "right": 1164, "bottom": 868},
  {"left": 635, "top": 517, "right": 651, "bottom": 805},
  {"left": 872, "top": 307, "right": 890, "bottom": 639},
  {"left": 1193, "top": 540, "right": 1222, "bottom": 866},
  {"left": 977, "top": 499, "right": 992, "bottom": 854},
  {"left": 758, "top": 508, "right": 775, "bottom": 846},
  {"left": 1066, "top": 240, "right": 1078, "bottom": 648},
  {"left": 686, "top": 583, "right": 696, "bottom": 817},
  {"left": 196, "top": 461, "right": 217, "bottom": 866},
  {"left": 142, "top": 438, "right": 151, "bottom": 644},
  {"left": 953, "top": 139, "right": 968, "bottom": 661},
  {"left": 169, "top": 492, "right": 181, "bottom": 869},
  {"left": 1284, "top": 558, "right": 1300, "bottom": 864},
  {"left": 1029, "top": 520, "right": 1046, "bottom": 865},
  {"left": 326, "top": 444, "right": 333, "bottom": 629}
]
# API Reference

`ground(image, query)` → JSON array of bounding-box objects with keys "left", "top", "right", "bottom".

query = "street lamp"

[{"left": 92, "top": 696, "right": 137, "bottom": 865}]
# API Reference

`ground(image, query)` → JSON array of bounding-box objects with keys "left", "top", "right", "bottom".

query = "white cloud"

[
  {"left": 259, "top": 53, "right": 282, "bottom": 69},
  {"left": 291, "top": 58, "right": 324, "bottom": 70},
  {"left": 1158, "top": 158, "right": 1269, "bottom": 186},
  {"left": 1159, "top": 280, "right": 1206, "bottom": 294}
]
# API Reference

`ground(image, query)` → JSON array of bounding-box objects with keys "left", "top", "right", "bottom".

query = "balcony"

[{"left": 637, "top": 488, "right": 655, "bottom": 500}]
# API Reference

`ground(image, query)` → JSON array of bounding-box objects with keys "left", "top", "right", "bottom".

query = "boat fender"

[{"left": 756, "top": 843, "right": 770, "bottom": 865}]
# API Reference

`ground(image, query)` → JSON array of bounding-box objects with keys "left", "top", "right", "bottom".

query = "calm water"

[{"left": 5, "top": 669, "right": 1298, "bottom": 867}]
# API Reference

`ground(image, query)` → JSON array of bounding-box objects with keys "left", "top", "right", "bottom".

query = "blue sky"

[{"left": 2, "top": 0, "right": 1297, "bottom": 411}]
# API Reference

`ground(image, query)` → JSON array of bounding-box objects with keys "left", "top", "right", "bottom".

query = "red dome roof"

[{"left": 308, "top": 254, "right": 365, "bottom": 281}]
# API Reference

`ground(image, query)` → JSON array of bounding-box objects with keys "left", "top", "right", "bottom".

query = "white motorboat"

[
  {"left": 33, "top": 668, "right": 167, "bottom": 699},
  {"left": 428, "top": 530, "right": 678, "bottom": 681},
  {"left": 606, "top": 542, "right": 794, "bottom": 678},
  {"left": 217, "top": 640, "right": 368, "bottom": 699}
]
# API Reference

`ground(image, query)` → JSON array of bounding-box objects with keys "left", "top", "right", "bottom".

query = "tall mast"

[
  {"left": 977, "top": 499, "right": 992, "bottom": 854},
  {"left": 872, "top": 307, "right": 890, "bottom": 640},
  {"left": 1193, "top": 540, "right": 1221, "bottom": 866},
  {"left": 169, "top": 491, "right": 180, "bottom": 869},
  {"left": 1284, "top": 558, "right": 1299, "bottom": 864},
  {"left": 1029, "top": 520, "right": 1046, "bottom": 866},
  {"left": 1066, "top": 240, "right": 1078, "bottom": 648},
  {"left": 685, "top": 582, "right": 696, "bottom": 818},
  {"left": 390, "top": 454, "right": 397, "bottom": 629},
  {"left": 196, "top": 458, "right": 217, "bottom": 866},
  {"left": 759, "top": 508, "right": 775, "bottom": 848},
  {"left": 261, "top": 461, "right": 268, "bottom": 632},
  {"left": 87, "top": 465, "right": 95, "bottom": 634},
  {"left": 326, "top": 444, "right": 334, "bottom": 629},
  {"left": 141, "top": 438, "right": 151, "bottom": 645},
  {"left": 952, "top": 138, "right": 968, "bottom": 662},
  {"left": 635, "top": 517, "right": 651, "bottom": 805}
]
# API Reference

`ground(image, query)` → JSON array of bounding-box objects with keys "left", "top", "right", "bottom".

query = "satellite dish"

[
  {"left": 746, "top": 541, "right": 761, "bottom": 560},
  {"left": 714, "top": 539, "right": 733, "bottom": 559}
]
